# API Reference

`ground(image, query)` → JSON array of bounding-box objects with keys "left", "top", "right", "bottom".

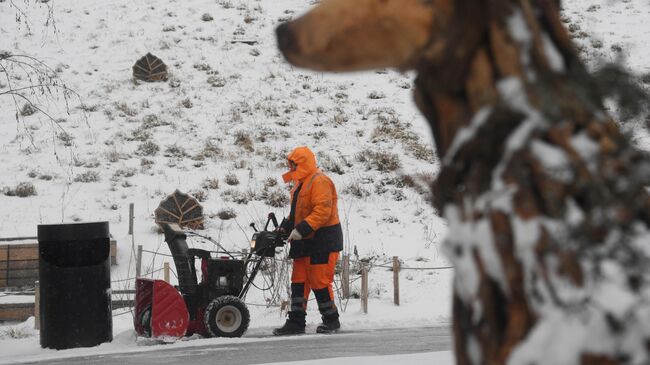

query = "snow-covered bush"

[
  {"left": 190, "top": 189, "right": 208, "bottom": 202},
  {"left": 136, "top": 141, "right": 160, "bottom": 156},
  {"left": 4, "top": 182, "right": 37, "bottom": 197},
  {"left": 342, "top": 182, "right": 370, "bottom": 198},
  {"left": 233, "top": 130, "right": 254, "bottom": 152},
  {"left": 356, "top": 149, "right": 401, "bottom": 172},
  {"left": 20, "top": 103, "right": 36, "bottom": 116},
  {"left": 224, "top": 173, "right": 239, "bottom": 186},
  {"left": 202, "top": 178, "right": 220, "bottom": 190},
  {"left": 163, "top": 144, "right": 188, "bottom": 158},
  {"left": 56, "top": 131, "right": 75, "bottom": 146},
  {"left": 216, "top": 208, "right": 237, "bottom": 220},
  {"left": 73, "top": 171, "right": 100, "bottom": 183},
  {"left": 263, "top": 187, "right": 289, "bottom": 207}
]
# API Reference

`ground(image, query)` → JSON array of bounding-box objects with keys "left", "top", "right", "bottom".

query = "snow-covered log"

[{"left": 277, "top": 0, "right": 650, "bottom": 364}]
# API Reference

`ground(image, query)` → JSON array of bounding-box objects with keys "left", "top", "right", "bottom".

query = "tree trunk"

[{"left": 414, "top": 0, "right": 650, "bottom": 364}]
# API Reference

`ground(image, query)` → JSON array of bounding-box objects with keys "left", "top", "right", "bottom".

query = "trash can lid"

[{"left": 38, "top": 222, "right": 110, "bottom": 243}]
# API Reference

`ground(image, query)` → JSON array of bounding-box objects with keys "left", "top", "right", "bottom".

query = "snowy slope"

[{"left": 0, "top": 0, "right": 450, "bottom": 349}]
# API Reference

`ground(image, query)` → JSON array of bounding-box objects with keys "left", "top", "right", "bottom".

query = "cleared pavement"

[{"left": 21, "top": 326, "right": 452, "bottom": 365}]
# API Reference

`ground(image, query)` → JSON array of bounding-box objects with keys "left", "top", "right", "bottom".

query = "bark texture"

[{"left": 415, "top": 0, "right": 650, "bottom": 364}]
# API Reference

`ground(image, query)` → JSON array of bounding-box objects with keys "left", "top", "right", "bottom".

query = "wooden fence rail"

[{"left": 0, "top": 238, "right": 117, "bottom": 289}]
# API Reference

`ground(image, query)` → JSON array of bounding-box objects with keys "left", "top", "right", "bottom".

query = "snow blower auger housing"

[{"left": 134, "top": 213, "right": 287, "bottom": 339}]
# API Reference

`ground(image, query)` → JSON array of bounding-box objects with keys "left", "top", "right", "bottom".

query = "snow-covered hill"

[{"left": 0, "top": 0, "right": 451, "bottom": 339}]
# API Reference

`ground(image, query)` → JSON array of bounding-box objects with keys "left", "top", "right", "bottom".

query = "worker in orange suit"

[{"left": 273, "top": 146, "right": 343, "bottom": 335}]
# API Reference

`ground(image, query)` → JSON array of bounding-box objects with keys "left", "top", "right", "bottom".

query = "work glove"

[{"left": 288, "top": 229, "right": 302, "bottom": 241}]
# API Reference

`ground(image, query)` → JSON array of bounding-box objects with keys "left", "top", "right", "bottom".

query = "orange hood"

[{"left": 282, "top": 146, "right": 319, "bottom": 183}]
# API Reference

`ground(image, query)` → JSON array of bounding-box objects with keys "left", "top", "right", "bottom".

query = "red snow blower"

[{"left": 133, "top": 213, "right": 287, "bottom": 339}]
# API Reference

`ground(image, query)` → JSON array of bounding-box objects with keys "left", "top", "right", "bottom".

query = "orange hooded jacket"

[{"left": 282, "top": 146, "right": 343, "bottom": 258}]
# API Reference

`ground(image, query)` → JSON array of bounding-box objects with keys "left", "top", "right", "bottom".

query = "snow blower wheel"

[
  {"left": 204, "top": 296, "right": 250, "bottom": 338},
  {"left": 139, "top": 305, "right": 152, "bottom": 337}
]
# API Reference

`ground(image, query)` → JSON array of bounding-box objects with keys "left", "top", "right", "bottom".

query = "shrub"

[
  {"left": 115, "top": 102, "right": 138, "bottom": 117},
  {"left": 342, "top": 182, "right": 370, "bottom": 198},
  {"left": 20, "top": 103, "right": 36, "bottom": 116},
  {"left": 356, "top": 149, "right": 401, "bottom": 172},
  {"left": 224, "top": 173, "right": 240, "bottom": 186},
  {"left": 106, "top": 148, "right": 125, "bottom": 162},
  {"left": 190, "top": 189, "right": 208, "bottom": 202},
  {"left": 330, "top": 112, "right": 348, "bottom": 125},
  {"left": 0, "top": 324, "right": 34, "bottom": 339},
  {"left": 370, "top": 112, "right": 418, "bottom": 143},
  {"left": 202, "top": 178, "right": 219, "bottom": 190},
  {"left": 142, "top": 114, "right": 169, "bottom": 128},
  {"left": 207, "top": 75, "right": 227, "bottom": 87},
  {"left": 264, "top": 177, "right": 278, "bottom": 188},
  {"left": 136, "top": 141, "right": 160, "bottom": 156},
  {"left": 113, "top": 167, "right": 137, "bottom": 178},
  {"left": 79, "top": 103, "right": 99, "bottom": 112},
  {"left": 232, "top": 159, "right": 247, "bottom": 169},
  {"left": 221, "top": 189, "right": 253, "bottom": 204},
  {"left": 218, "top": 0, "right": 233, "bottom": 9},
  {"left": 216, "top": 208, "right": 237, "bottom": 220},
  {"left": 381, "top": 215, "right": 399, "bottom": 223},
  {"left": 368, "top": 91, "right": 386, "bottom": 99},
  {"left": 74, "top": 171, "right": 100, "bottom": 183},
  {"left": 405, "top": 140, "right": 436, "bottom": 162},
  {"left": 181, "top": 98, "right": 193, "bottom": 108},
  {"left": 57, "top": 131, "right": 75, "bottom": 146},
  {"left": 391, "top": 189, "right": 406, "bottom": 201},
  {"left": 264, "top": 187, "right": 289, "bottom": 207},
  {"left": 14, "top": 182, "right": 37, "bottom": 197},
  {"left": 318, "top": 153, "right": 346, "bottom": 175},
  {"left": 201, "top": 13, "right": 214, "bottom": 21},
  {"left": 311, "top": 130, "right": 327, "bottom": 141},
  {"left": 127, "top": 126, "right": 151, "bottom": 142},
  {"left": 196, "top": 139, "right": 223, "bottom": 160},
  {"left": 233, "top": 130, "right": 254, "bottom": 152},
  {"left": 164, "top": 144, "right": 188, "bottom": 158}
]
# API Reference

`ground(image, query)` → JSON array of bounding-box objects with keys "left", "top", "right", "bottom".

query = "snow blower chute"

[{"left": 134, "top": 212, "right": 287, "bottom": 339}]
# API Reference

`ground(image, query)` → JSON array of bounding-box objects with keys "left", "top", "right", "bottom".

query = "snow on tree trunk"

[
  {"left": 414, "top": 1, "right": 650, "bottom": 364},
  {"left": 276, "top": 0, "right": 650, "bottom": 363}
]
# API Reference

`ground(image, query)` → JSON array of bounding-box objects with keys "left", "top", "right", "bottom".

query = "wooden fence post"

[
  {"left": 136, "top": 245, "right": 143, "bottom": 278},
  {"left": 34, "top": 281, "right": 40, "bottom": 330},
  {"left": 164, "top": 262, "right": 170, "bottom": 283},
  {"left": 393, "top": 256, "right": 400, "bottom": 306},
  {"left": 342, "top": 254, "right": 350, "bottom": 299},
  {"left": 128, "top": 203, "right": 134, "bottom": 235},
  {"left": 361, "top": 264, "right": 368, "bottom": 314}
]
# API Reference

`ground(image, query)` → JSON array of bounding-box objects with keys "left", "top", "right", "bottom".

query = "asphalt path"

[{"left": 21, "top": 326, "right": 452, "bottom": 365}]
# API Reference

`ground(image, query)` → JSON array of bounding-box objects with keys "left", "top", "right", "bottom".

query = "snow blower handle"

[{"left": 265, "top": 212, "right": 279, "bottom": 231}]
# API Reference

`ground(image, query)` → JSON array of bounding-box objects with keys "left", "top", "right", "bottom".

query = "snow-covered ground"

[{"left": 0, "top": 0, "right": 648, "bottom": 363}]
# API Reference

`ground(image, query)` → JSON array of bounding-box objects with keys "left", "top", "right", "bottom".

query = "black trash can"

[{"left": 38, "top": 222, "right": 113, "bottom": 349}]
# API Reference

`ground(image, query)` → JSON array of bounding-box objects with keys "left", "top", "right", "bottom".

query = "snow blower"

[{"left": 134, "top": 213, "right": 287, "bottom": 339}]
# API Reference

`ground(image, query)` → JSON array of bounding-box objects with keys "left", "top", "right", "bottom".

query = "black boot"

[
  {"left": 316, "top": 317, "right": 340, "bottom": 334},
  {"left": 273, "top": 319, "right": 306, "bottom": 336},
  {"left": 274, "top": 283, "right": 307, "bottom": 336},
  {"left": 313, "top": 287, "right": 341, "bottom": 334}
]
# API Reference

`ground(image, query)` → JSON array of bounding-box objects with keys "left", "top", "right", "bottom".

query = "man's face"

[{"left": 288, "top": 160, "right": 297, "bottom": 171}]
